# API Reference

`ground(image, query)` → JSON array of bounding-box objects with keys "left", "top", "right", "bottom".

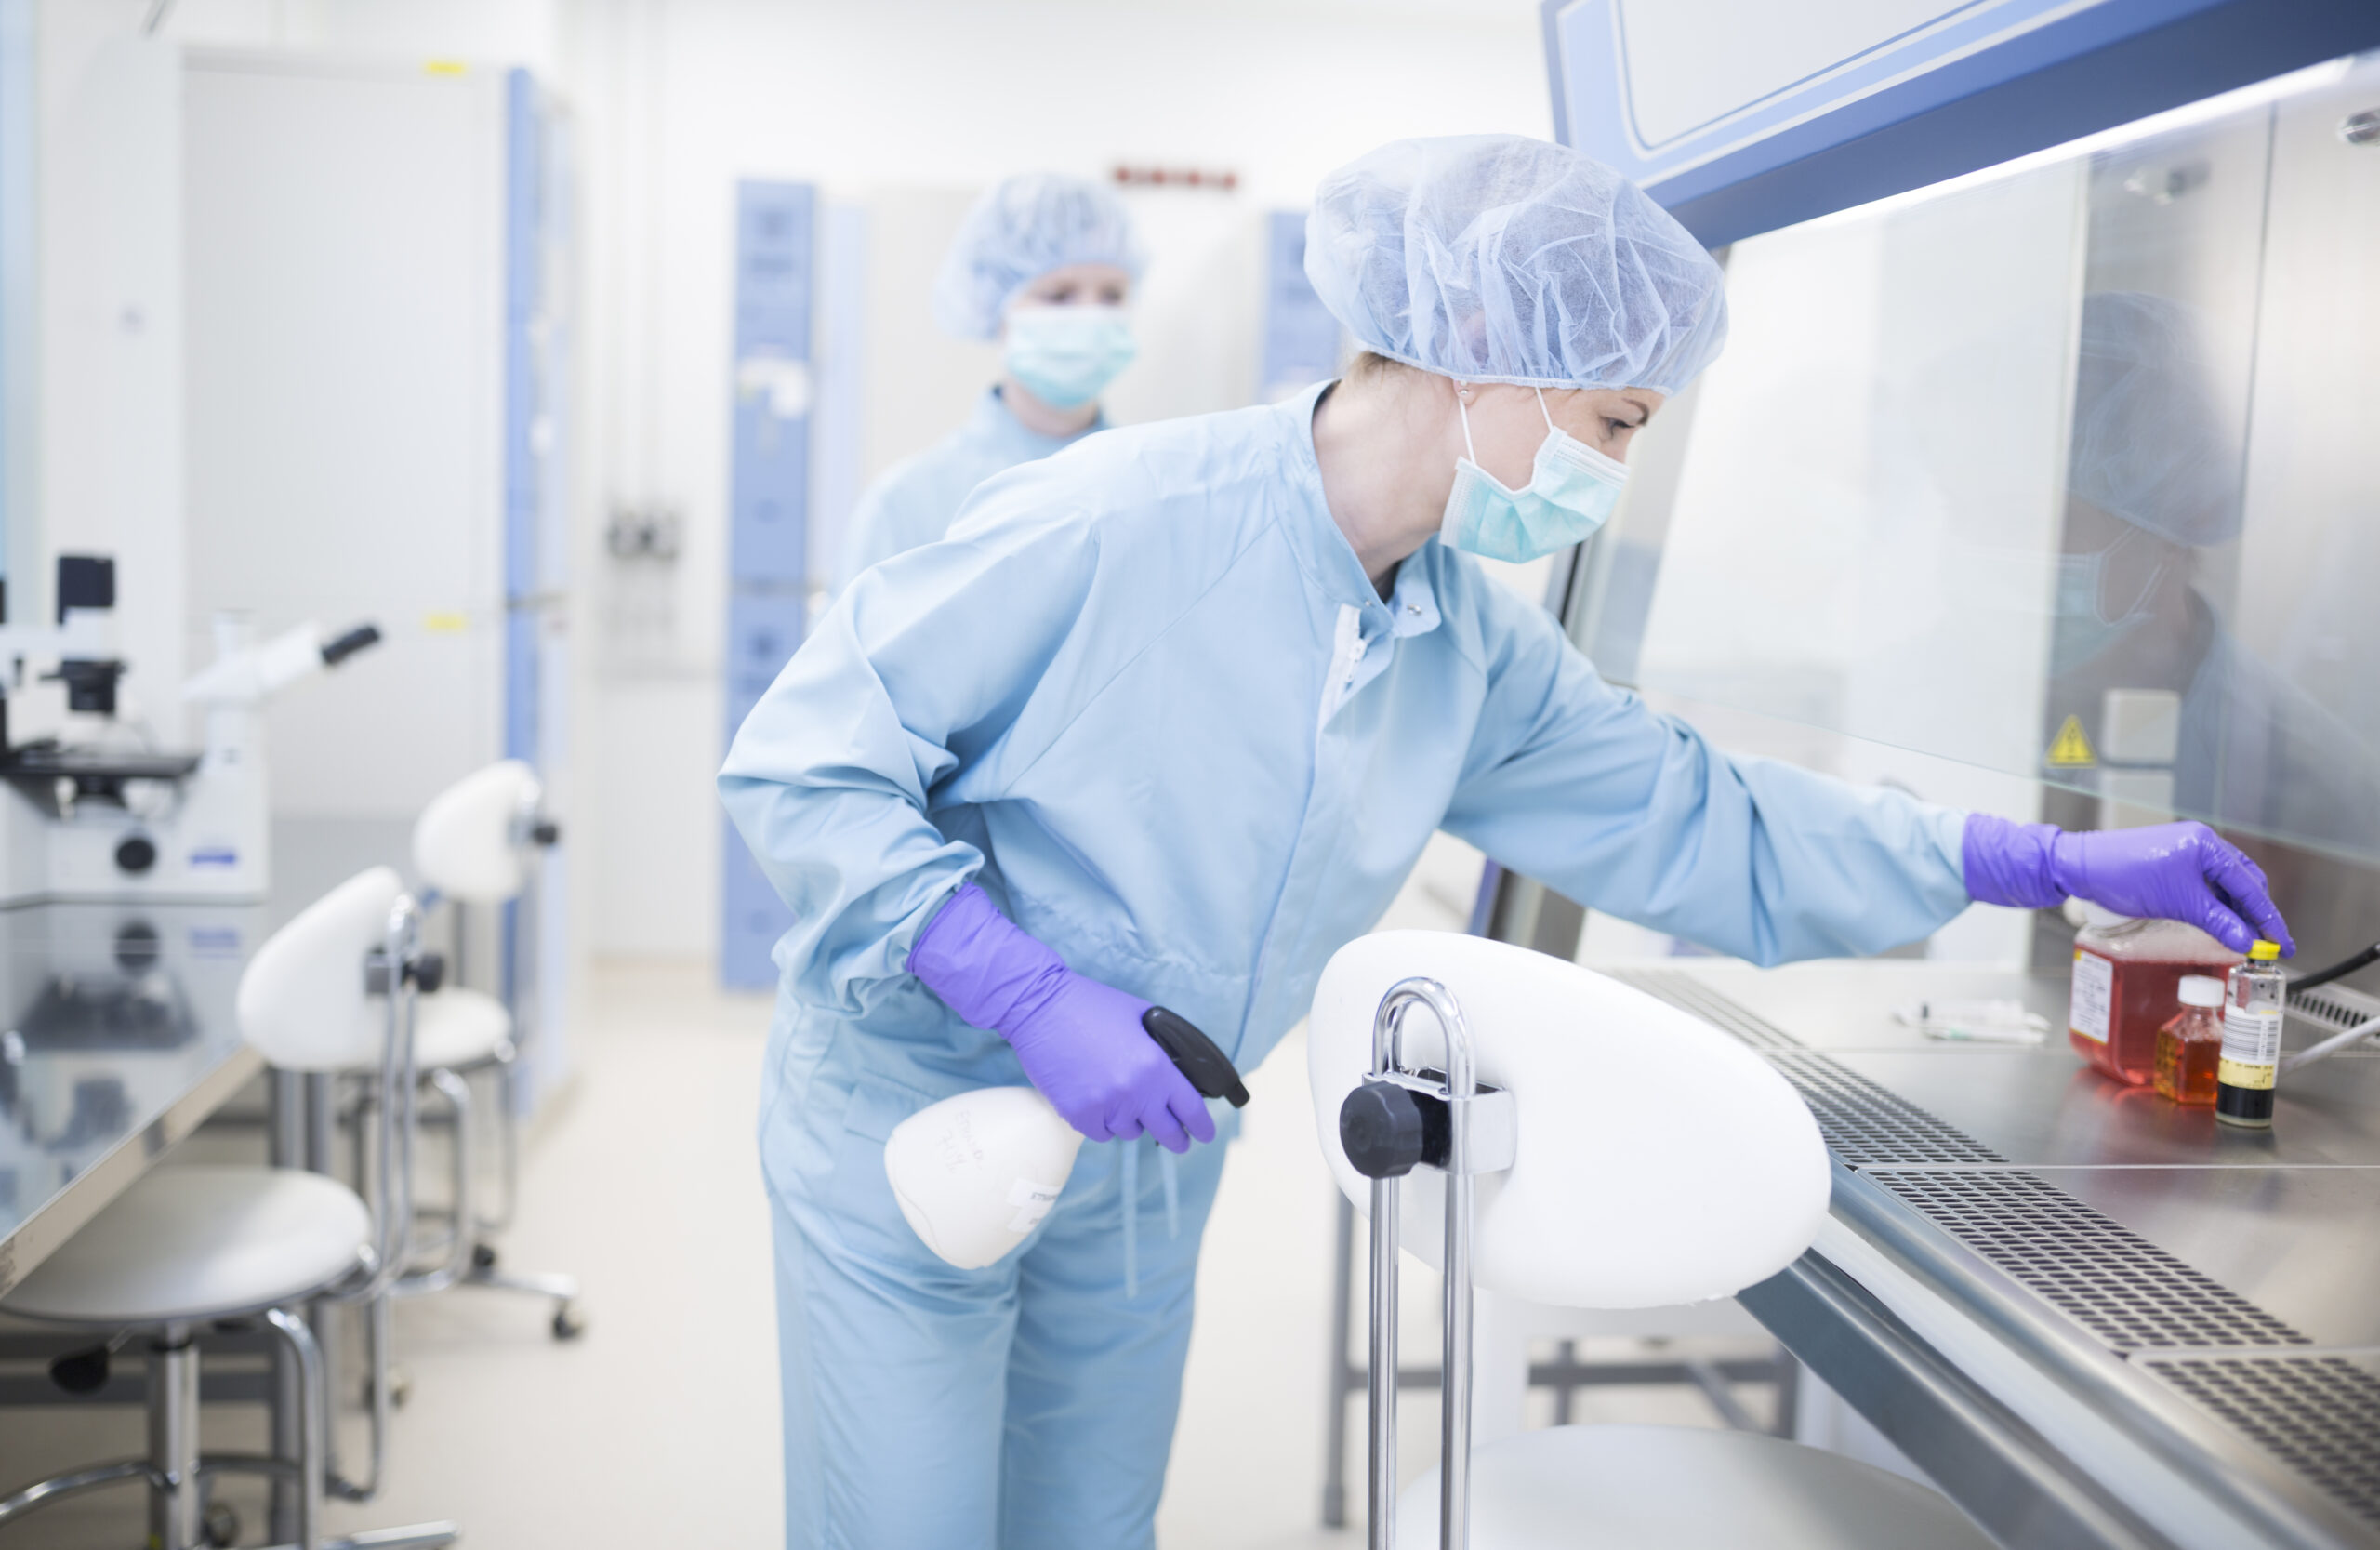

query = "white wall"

[
  {"left": 562, "top": 0, "right": 1550, "bottom": 960},
  {"left": 34, "top": 0, "right": 565, "bottom": 735},
  {"left": 33, "top": 0, "right": 1548, "bottom": 963}
]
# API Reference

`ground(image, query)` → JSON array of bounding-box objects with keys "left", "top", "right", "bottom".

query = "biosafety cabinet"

[
  {"left": 179, "top": 50, "right": 577, "bottom": 1105},
  {"left": 1463, "top": 4, "right": 2380, "bottom": 1547}
]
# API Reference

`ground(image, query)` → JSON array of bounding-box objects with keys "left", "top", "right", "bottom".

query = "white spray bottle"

[{"left": 884, "top": 1007, "right": 1250, "bottom": 1269}]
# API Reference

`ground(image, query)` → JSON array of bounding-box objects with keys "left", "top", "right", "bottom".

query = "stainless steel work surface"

[
  {"left": 1614, "top": 960, "right": 2380, "bottom": 1550},
  {"left": 1831, "top": 1047, "right": 2380, "bottom": 1168},
  {"left": 1651, "top": 960, "right": 2074, "bottom": 1053},
  {"left": 0, "top": 901, "right": 264, "bottom": 1296}
]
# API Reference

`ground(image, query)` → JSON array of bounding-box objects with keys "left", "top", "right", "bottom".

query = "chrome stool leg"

[
  {"left": 453, "top": 1059, "right": 586, "bottom": 1339},
  {"left": 149, "top": 1325, "right": 204, "bottom": 1550},
  {"left": 265, "top": 1305, "right": 460, "bottom": 1550},
  {"left": 0, "top": 1461, "right": 152, "bottom": 1525}
]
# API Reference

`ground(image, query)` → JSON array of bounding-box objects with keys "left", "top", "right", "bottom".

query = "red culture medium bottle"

[{"left": 2068, "top": 906, "right": 2244, "bottom": 1086}]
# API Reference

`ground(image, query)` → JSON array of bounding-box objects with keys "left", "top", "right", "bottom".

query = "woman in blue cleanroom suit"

[
  {"left": 834, "top": 172, "right": 1143, "bottom": 590},
  {"left": 721, "top": 135, "right": 2290, "bottom": 1550}
]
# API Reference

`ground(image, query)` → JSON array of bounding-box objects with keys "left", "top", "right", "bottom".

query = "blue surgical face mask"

[
  {"left": 2050, "top": 528, "right": 2168, "bottom": 676},
  {"left": 1440, "top": 389, "right": 1629, "bottom": 564},
  {"left": 1003, "top": 304, "right": 1136, "bottom": 410}
]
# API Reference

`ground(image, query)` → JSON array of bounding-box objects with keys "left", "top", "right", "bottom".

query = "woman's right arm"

[{"left": 720, "top": 510, "right": 1097, "bottom": 1016}]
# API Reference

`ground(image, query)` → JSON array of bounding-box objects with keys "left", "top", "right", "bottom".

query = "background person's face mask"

[
  {"left": 1003, "top": 304, "right": 1136, "bottom": 409},
  {"left": 2050, "top": 527, "right": 2170, "bottom": 676},
  {"left": 1440, "top": 389, "right": 1629, "bottom": 563}
]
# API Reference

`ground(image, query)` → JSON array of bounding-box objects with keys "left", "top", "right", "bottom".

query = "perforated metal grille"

[
  {"left": 2141, "top": 1355, "right": 2380, "bottom": 1524},
  {"left": 2290, "top": 983, "right": 2380, "bottom": 1042},
  {"left": 1762, "top": 1049, "right": 2004, "bottom": 1167},
  {"left": 1871, "top": 1170, "right": 2310, "bottom": 1350}
]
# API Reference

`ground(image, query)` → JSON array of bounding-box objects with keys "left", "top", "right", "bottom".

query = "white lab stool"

[
  {"left": 1310, "top": 932, "right": 1996, "bottom": 1550},
  {"left": 0, "top": 868, "right": 458, "bottom": 1550},
  {"left": 386, "top": 759, "right": 582, "bottom": 1338}
]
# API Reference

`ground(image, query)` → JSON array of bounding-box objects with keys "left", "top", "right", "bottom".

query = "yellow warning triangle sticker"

[{"left": 2047, "top": 715, "right": 2096, "bottom": 768}]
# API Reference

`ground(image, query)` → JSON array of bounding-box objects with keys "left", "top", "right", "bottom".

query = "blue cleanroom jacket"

[{"left": 835, "top": 385, "right": 1103, "bottom": 590}]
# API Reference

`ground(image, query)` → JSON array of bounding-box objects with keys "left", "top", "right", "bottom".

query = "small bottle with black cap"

[{"left": 2215, "top": 940, "right": 2287, "bottom": 1129}]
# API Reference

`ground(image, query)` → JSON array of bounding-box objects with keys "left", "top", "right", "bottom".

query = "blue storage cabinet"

[
  {"left": 721, "top": 181, "right": 815, "bottom": 989},
  {"left": 502, "top": 69, "right": 575, "bottom": 1101}
]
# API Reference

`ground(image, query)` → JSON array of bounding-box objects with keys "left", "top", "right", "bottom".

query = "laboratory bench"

[
  {"left": 1617, "top": 959, "right": 2380, "bottom": 1550},
  {"left": 0, "top": 899, "right": 267, "bottom": 1300}
]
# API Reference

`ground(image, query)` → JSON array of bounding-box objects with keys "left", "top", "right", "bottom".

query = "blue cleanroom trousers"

[{"left": 767, "top": 1067, "right": 1231, "bottom": 1550}]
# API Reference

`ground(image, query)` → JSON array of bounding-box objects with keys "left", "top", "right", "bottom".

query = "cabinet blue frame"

[{"left": 1543, "top": 0, "right": 2380, "bottom": 246}]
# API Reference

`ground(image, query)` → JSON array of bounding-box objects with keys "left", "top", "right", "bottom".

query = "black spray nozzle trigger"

[{"left": 1142, "top": 1006, "right": 1250, "bottom": 1109}]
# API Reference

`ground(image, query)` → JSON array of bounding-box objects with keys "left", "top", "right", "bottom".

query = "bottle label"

[
  {"left": 2069, "top": 949, "right": 2113, "bottom": 1044},
  {"left": 2218, "top": 1007, "right": 2283, "bottom": 1091}
]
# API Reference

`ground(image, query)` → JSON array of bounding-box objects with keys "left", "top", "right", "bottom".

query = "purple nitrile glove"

[
  {"left": 1962, "top": 815, "right": 2294, "bottom": 956},
  {"left": 906, "top": 883, "right": 1216, "bottom": 1152}
]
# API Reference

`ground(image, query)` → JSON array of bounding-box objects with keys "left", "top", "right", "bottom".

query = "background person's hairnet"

[
  {"left": 2068, "top": 290, "right": 2242, "bottom": 548},
  {"left": 931, "top": 173, "right": 1145, "bottom": 341},
  {"left": 1303, "top": 135, "right": 1727, "bottom": 394}
]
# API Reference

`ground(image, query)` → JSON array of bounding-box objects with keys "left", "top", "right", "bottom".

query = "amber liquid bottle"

[{"left": 2153, "top": 975, "right": 2226, "bottom": 1106}]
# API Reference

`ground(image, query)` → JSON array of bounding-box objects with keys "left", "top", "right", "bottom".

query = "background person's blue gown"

[
  {"left": 835, "top": 385, "right": 1104, "bottom": 590},
  {"left": 721, "top": 382, "right": 1975, "bottom": 1550}
]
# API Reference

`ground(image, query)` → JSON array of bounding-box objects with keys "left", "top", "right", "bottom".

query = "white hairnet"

[
  {"left": 931, "top": 173, "right": 1145, "bottom": 341},
  {"left": 1303, "top": 135, "right": 1727, "bottom": 394}
]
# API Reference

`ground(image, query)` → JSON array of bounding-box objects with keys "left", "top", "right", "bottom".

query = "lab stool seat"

[
  {"left": 0, "top": 1156, "right": 454, "bottom": 1550},
  {"left": 411, "top": 986, "right": 511, "bottom": 1072},
  {"left": 1396, "top": 1424, "right": 1997, "bottom": 1549},
  {"left": 3, "top": 1165, "right": 370, "bottom": 1326}
]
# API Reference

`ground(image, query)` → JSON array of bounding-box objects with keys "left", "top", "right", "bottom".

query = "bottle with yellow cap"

[{"left": 2215, "top": 940, "right": 2286, "bottom": 1128}]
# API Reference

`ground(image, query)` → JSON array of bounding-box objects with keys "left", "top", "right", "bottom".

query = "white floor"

[{"left": 0, "top": 839, "right": 1789, "bottom": 1547}]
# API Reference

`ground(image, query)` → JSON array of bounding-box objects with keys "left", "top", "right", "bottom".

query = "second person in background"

[{"left": 835, "top": 172, "right": 1142, "bottom": 588}]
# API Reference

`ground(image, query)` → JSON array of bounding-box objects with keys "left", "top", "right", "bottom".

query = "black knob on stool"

[
  {"left": 1340, "top": 1080, "right": 1427, "bottom": 1180},
  {"left": 49, "top": 1345, "right": 110, "bottom": 1395}
]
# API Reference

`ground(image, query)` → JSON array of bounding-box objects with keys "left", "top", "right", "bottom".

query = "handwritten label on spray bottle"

[{"left": 1006, "top": 1178, "right": 1064, "bottom": 1234}]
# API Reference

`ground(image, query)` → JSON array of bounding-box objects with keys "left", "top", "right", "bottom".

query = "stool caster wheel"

[
  {"left": 203, "top": 1500, "right": 240, "bottom": 1546},
  {"left": 471, "top": 1241, "right": 499, "bottom": 1272},
  {"left": 364, "top": 1365, "right": 414, "bottom": 1409},
  {"left": 551, "top": 1302, "right": 588, "bottom": 1342}
]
